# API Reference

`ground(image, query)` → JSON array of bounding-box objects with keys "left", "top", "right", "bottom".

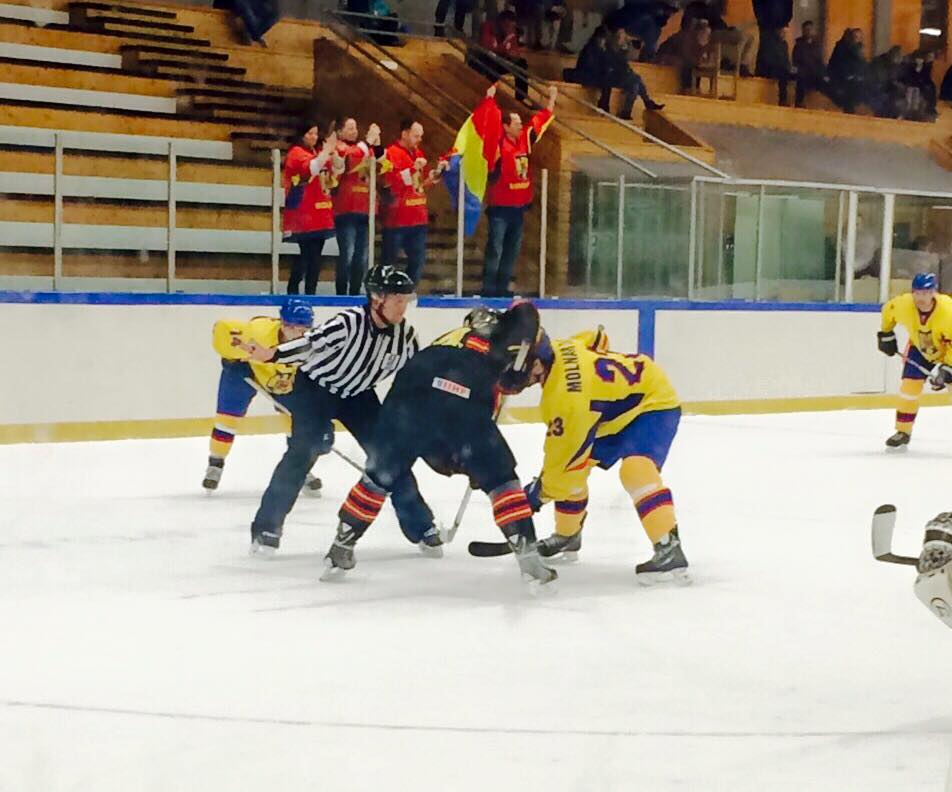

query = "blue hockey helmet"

[
  {"left": 280, "top": 298, "right": 314, "bottom": 327},
  {"left": 912, "top": 272, "right": 938, "bottom": 292}
]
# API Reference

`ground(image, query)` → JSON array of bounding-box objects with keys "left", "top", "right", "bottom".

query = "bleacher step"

[
  {"left": 72, "top": 11, "right": 195, "bottom": 34},
  {"left": 68, "top": 2, "right": 179, "bottom": 20},
  {"left": 131, "top": 57, "right": 245, "bottom": 77},
  {"left": 119, "top": 43, "right": 230, "bottom": 62},
  {"left": 84, "top": 22, "right": 211, "bottom": 47},
  {"left": 176, "top": 87, "right": 309, "bottom": 105}
]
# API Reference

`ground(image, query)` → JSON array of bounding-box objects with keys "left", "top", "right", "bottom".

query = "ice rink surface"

[{"left": 2, "top": 408, "right": 952, "bottom": 792}]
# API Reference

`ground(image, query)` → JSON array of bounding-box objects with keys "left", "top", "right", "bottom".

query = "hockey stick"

[
  {"left": 443, "top": 395, "right": 508, "bottom": 544},
  {"left": 871, "top": 504, "right": 918, "bottom": 566},
  {"left": 469, "top": 539, "right": 513, "bottom": 557}
]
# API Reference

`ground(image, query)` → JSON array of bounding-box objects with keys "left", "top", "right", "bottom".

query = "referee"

[{"left": 240, "top": 265, "right": 439, "bottom": 555}]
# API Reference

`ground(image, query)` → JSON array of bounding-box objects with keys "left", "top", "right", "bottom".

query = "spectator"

[
  {"left": 791, "top": 19, "right": 828, "bottom": 107},
  {"left": 214, "top": 0, "right": 277, "bottom": 46},
  {"left": 471, "top": 10, "right": 530, "bottom": 102},
  {"left": 941, "top": 62, "right": 952, "bottom": 102},
  {"left": 333, "top": 118, "right": 383, "bottom": 296},
  {"left": 899, "top": 50, "right": 938, "bottom": 121},
  {"left": 827, "top": 28, "right": 868, "bottom": 113},
  {"left": 380, "top": 119, "right": 446, "bottom": 285},
  {"left": 603, "top": 0, "right": 678, "bottom": 62},
  {"left": 753, "top": 0, "right": 792, "bottom": 105},
  {"left": 481, "top": 83, "right": 556, "bottom": 297},
  {"left": 605, "top": 27, "right": 665, "bottom": 115},
  {"left": 435, "top": 0, "right": 474, "bottom": 37},
  {"left": 659, "top": 17, "right": 715, "bottom": 92},
  {"left": 283, "top": 121, "right": 343, "bottom": 295},
  {"left": 868, "top": 45, "right": 904, "bottom": 118},
  {"left": 513, "top": 0, "right": 573, "bottom": 51},
  {"left": 683, "top": 0, "right": 756, "bottom": 77}
]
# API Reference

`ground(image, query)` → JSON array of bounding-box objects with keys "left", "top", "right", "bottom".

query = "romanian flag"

[{"left": 443, "top": 95, "right": 503, "bottom": 237}]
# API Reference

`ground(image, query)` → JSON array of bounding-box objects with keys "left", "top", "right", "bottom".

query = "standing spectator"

[
  {"left": 753, "top": 0, "right": 792, "bottom": 105},
  {"left": 434, "top": 0, "right": 474, "bottom": 37},
  {"left": 333, "top": 118, "right": 382, "bottom": 296},
  {"left": 827, "top": 28, "right": 868, "bottom": 113},
  {"left": 283, "top": 121, "right": 343, "bottom": 295},
  {"left": 481, "top": 83, "right": 556, "bottom": 297},
  {"left": 515, "top": 0, "right": 573, "bottom": 52},
  {"left": 472, "top": 10, "right": 530, "bottom": 103},
  {"left": 380, "top": 119, "right": 446, "bottom": 285},
  {"left": 602, "top": 0, "right": 678, "bottom": 62},
  {"left": 791, "top": 20, "right": 828, "bottom": 107}
]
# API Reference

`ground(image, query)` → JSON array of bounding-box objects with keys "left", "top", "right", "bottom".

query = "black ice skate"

[
  {"left": 636, "top": 527, "right": 691, "bottom": 586},
  {"left": 302, "top": 473, "right": 323, "bottom": 497},
  {"left": 538, "top": 530, "right": 582, "bottom": 561},
  {"left": 202, "top": 456, "right": 224, "bottom": 491},
  {"left": 249, "top": 529, "right": 281, "bottom": 558},
  {"left": 511, "top": 537, "right": 558, "bottom": 587},
  {"left": 885, "top": 431, "right": 911, "bottom": 449},
  {"left": 320, "top": 522, "right": 362, "bottom": 580},
  {"left": 418, "top": 525, "right": 444, "bottom": 558}
]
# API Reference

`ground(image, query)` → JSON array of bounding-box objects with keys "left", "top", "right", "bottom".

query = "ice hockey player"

[
  {"left": 500, "top": 327, "right": 690, "bottom": 585},
  {"left": 238, "top": 265, "right": 440, "bottom": 556},
  {"left": 913, "top": 513, "right": 952, "bottom": 629},
  {"left": 323, "top": 301, "right": 558, "bottom": 586},
  {"left": 877, "top": 272, "right": 952, "bottom": 448},
  {"left": 204, "top": 298, "right": 321, "bottom": 495}
]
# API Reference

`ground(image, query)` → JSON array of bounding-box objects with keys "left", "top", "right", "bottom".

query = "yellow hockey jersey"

[
  {"left": 538, "top": 337, "right": 679, "bottom": 502},
  {"left": 212, "top": 317, "right": 298, "bottom": 396},
  {"left": 881, "top": 293, "right": 952, "bottom": 365}
]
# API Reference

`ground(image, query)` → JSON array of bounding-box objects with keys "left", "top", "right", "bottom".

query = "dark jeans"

[
  {"left": 334, "top": 213, "right": 369, "bottom": 296},
  {"left": 597, "top": 68, "right": 646, "bottom": 118},
  {"left": 252, "top": 377, "right": 434, "bottom": 543},
  {"left": 795, "top": 75, "right": 825, "bottom": 107},
  {"left": 434, "top": 0, "right": 473, "bottom": 35},
  {"left": 482, "top": 206, "right": 526, "bottom": 297},
  {"left": 288, "top": 230, "right": 333, "bottom": 294},
  {"left": 381, "top": 224, "right": 427, "bottom": 284},
  {"left": 467, "top": 51, "right": 529, "bottom": 102}
]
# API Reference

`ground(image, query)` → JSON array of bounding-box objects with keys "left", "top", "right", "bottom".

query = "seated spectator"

[
  {"left": 658, "top": 17, "right": 715, "bottom": 93},
  {"left": 899, "top": 50, "right": 938, "bottom": 121},
  {"left": 470, "top": 10, "right": 530, "bottom": 102},
  {"left": 434, "top": 0, "right": 474, "bottom": 37},
  {"left": 683, "top": 0, "right": 756, "bottom": 77},
  {"left": 827, "top": 28, "right": 868, "bottom": 113},
  {"left": 565, "top": 26, "right": 664, "bottom": 117},
  {"left": 791, "top": 20, "right": 828, "bottom": 107},
  {"left": 602, "top": 0, "right": 678, "bottom": 62},
  {"left": 346, "top": 0, "right": 402, "bottom": 45},
  {"left": 868, "top": 45, "right": 904, "bottom": 118},
  {"left": 753, "top": 0, "right": 792, "bottom": 105},
  {"left": 941, "top": 62, "right": 952, "bottom": 103}
]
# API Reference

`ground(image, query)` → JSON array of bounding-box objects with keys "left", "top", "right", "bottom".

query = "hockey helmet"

[
  {"left": 365, "top": 264, "right": 416, "bottom": 296},
  {"left": 463, "top": 306, "right": 503, "bottom": 338},
  {"left": 912, "top": 272, "right": 938, "bottom": 291},
  {"left": 494, "top": 301, "right": 552, "bottom": 394},
  {"left": 280, "top": 298, "right": 314, "bottom": 327}
]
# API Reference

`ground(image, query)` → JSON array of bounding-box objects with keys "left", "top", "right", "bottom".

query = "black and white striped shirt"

[{"left": 274, "top": 306, "right": 418, "bottom": 398}]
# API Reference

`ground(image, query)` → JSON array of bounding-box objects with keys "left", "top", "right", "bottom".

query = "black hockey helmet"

[
  {"left": 365, "top": 264, "right": 415, "bottom": 297},
  {"left": 493, "top": 301, "right": 548, "bottom": 393},
  {"left": 463, "top": 305, "right": 503, "bottom": 338}
]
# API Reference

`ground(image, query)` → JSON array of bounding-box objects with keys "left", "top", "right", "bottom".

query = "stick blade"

[{"left": 871, "top": 504, "right": 898, "bottom": 559}]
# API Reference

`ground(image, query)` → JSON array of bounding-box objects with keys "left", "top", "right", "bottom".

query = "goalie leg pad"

[{"left": 914, "top": 561, "right": 952, "bottom": 629}]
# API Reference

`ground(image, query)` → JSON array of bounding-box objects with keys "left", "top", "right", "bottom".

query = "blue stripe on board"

[
  {"left": 0, "top": 291, "right": 884, "bottom": 313},
  {"left": 638, "top": 306, "right": 656, "bottom": 357}
]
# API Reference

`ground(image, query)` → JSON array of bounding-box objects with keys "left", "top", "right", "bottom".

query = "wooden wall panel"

[
  {"left": 891, "top": 0, "right": 923, "bottom": 52},
  {"left": 825, "top": 0, "right": 875, "bottom": 59}
]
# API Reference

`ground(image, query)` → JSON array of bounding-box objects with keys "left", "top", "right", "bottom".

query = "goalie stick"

[{"left": 871, "top": 504, "right": 918, "bottom": 566}]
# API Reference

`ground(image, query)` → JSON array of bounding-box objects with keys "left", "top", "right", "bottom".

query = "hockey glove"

[
  {"left": 877, "top": 331, "right": 897, "bottom": 357},
  {"left": 524, "top": 478, "right": 544, "bottom": 513},
  {"left": 928, "top": 364, "right": 952, "bottom": 391}
]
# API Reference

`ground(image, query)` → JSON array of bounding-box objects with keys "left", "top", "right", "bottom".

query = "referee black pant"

[{"left": 251, "top": 375, "right": 434, "bottom": 543}]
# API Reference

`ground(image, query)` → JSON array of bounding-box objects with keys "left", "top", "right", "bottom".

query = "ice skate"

[
  {"left": 202, "top": 457, "right": 224, "bottom": 491},
  {"left": 885, "top": 431, "right": 911, "bottom": 449},
  {"left": 302, "top": 473, "right": 323, "bottom": 497},
  {"left": 513, "top": 538, "right": 558, "bottom": 587},
  {"left": 417, "top": 525, "right": 444, "bottom": 558},
  {"left": 249, "top": 530, "right": 280, "bottom": 558},
  {"left": 320, "top": 522, "right": 360, "bottom": 580},
  {"left": 537, "top": 530, "right": 581, "bottom": 562},
  {"left": 636, "top": 527, "right": 691, "bottom": 586}
]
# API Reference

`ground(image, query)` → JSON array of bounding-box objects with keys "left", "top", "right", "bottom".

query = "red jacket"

[
  {"left": 486, "top": 108, "right": 553, "bottom": 209},
  {"left": 333, "top": 140, "right": 377, "bottom": 217},
  {"left": 479, "top": 19, "right": 520, "bottom": 57},
  {"left": 381, "top": 142, "right": 430, "bottom": 229},
  {"left": 283, "top": 144, "right": 336, "bottom": 235}
]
